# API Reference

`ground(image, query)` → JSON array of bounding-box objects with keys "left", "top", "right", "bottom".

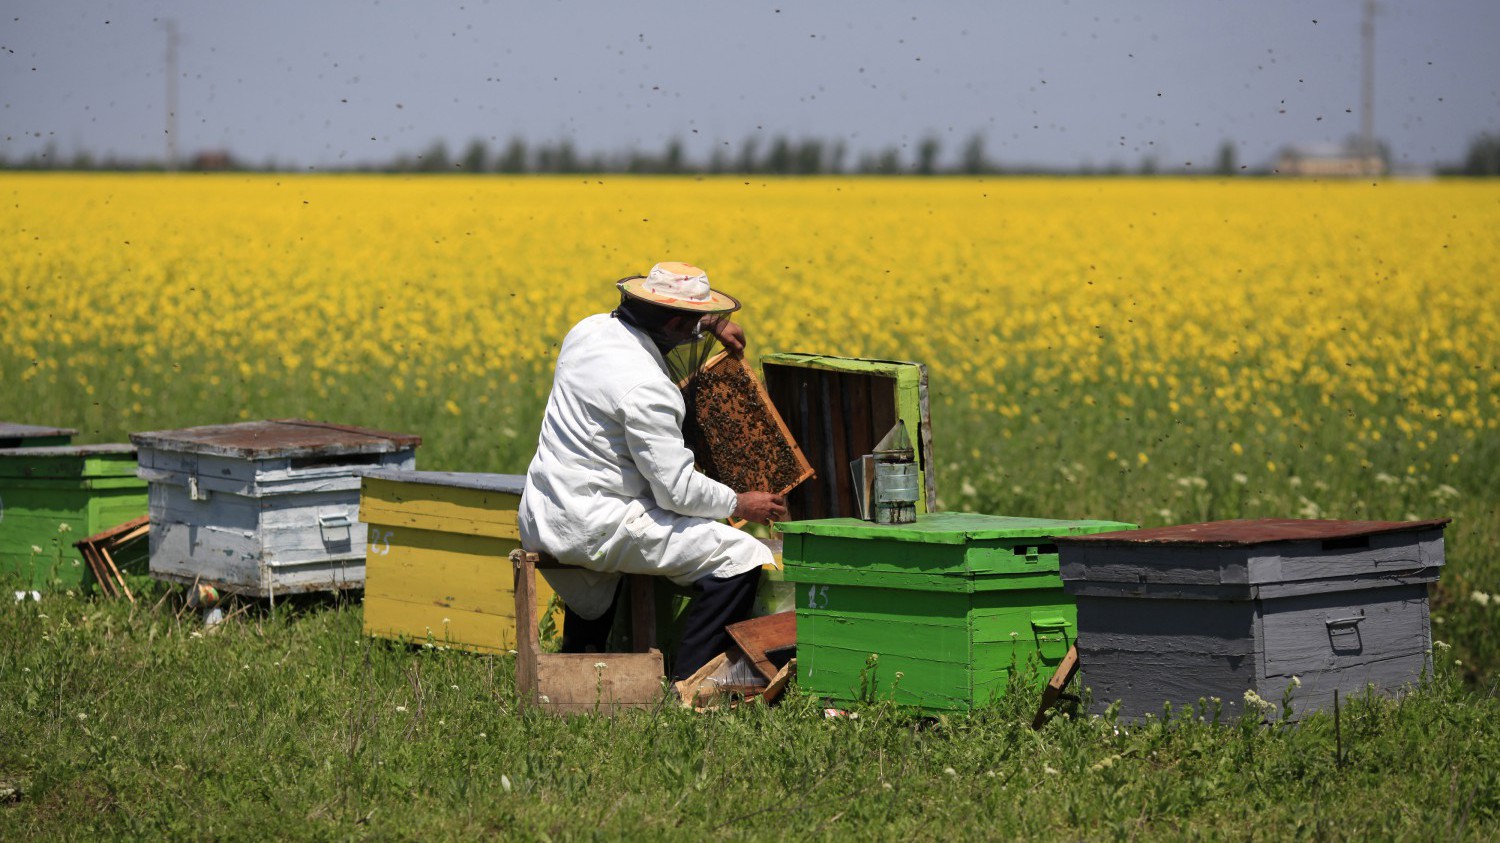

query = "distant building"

[
  {"left": 1274, "top": 142, "right": 1385, "bottom": 178},
  {"left": 190, "top": 150, "right": 234, "bottom": 171}
]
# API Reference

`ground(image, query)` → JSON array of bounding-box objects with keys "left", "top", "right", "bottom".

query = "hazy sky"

[{"left": 2, "top": 1, "right": 1496, "bottom": 170}]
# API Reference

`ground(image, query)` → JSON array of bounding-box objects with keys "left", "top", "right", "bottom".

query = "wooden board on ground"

[
  {"left": 1032, "top": 645, "right": 1080, "bottom": 729},
  {"left": 680, "top": 351, "right": 814, "bottom": 524},
  {"left": 512, "top": 548, "right": 668, "bottom": 716},
  {"left": 726, "top": 610, "right": 797, "bottom": 682}
]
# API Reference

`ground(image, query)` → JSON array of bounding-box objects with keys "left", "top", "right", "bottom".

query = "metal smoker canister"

[{"left": 873, "top": 450, "right": 919, "bottom": 525}]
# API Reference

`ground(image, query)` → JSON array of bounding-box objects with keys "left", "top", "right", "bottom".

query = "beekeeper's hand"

[
  {"left": 704, "top": 318, "right": 746, "bottom": 357},
  {"left": 734, "top": 492, "right": 787, "bottom": 525}
]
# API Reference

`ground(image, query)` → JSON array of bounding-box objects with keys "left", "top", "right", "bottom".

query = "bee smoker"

[{"left": 852, "top": 421, "right": 919, "bottom": 524}]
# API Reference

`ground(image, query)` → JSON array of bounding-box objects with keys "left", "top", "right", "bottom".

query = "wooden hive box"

[
  {"left": 0, "top": 444, "right": 147, "bottom": 591},
  {"left": 779, "top": 513, "right": 1135, "bottom": 711},
  {"left": 360, "top": 469, "right": 562, "bottom": 652},
  {"left": 131, "top": 419, "right": 420, "bottom": 598},
  {"left": 760, "top": 353, "right": 936, "bottom": 520},
  {"left": 1055, "top": 518, "right": 1449, "bottom": 721},
  {"left": 1, "top": 422, "right": 77, "bottom": 449}
]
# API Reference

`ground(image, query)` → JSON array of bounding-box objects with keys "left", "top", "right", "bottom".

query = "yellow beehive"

[{"left": 359, "top": 470, "right": 560, "bottom": 652}]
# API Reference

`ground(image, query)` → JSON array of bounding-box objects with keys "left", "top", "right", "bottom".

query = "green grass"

[{"left": 3, "top": 593, "right": 1498, "bottom": 840}]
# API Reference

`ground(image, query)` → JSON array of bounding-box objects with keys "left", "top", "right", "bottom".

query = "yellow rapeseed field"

[
  {"left": 3, "top": 173, "right": 1498, "bottom": 671},
  {"left": 3, "top": 173, "right": 1494, "bottom": 474}
]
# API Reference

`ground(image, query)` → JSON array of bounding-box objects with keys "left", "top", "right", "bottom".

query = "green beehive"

[
  {"left": 0, "top": 445, "right": 148, "bottom": 591},
  {"left": 780, "top": 513, "right": 1136, "bottom": 711}
]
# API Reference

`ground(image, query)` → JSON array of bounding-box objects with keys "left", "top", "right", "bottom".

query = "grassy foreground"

[{"left": 3, "top": 592, "right": 1498, "bottom": 840}]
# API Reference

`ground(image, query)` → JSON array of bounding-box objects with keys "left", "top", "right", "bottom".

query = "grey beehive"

[
  {"left": 132, "top": 419, "right": 420, "bottom": 598},
  {"left": 1056, "top": 518, "right": 1449, "bottom": 722}
]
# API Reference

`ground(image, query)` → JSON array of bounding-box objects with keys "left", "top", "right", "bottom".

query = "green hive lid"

[
  {"left": 362, "top": 468, "right": 524, "bottom": 495},
  {"left": 776, "top": 512, "right": 1137, "bottom": 545}
]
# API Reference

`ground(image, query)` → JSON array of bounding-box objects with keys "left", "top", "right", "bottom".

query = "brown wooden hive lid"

[
  {"left": 130, "top": 418, "right": 421, "bottom": 459},
  {"left": 1055, "top": 517, "right": 1452, "bottom": 547}
]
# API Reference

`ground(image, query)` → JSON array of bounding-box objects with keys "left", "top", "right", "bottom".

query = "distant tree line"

[
  {"left": 0, "top": 134, "right": 1165, "bottom": 176},
  {"left": 4, "top": 131, "right": 1498, "bottom": 176}
]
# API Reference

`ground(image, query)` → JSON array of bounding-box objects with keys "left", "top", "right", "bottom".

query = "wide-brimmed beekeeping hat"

[{"left": 617, "top": 261, "right": 741, "bottom": 314}]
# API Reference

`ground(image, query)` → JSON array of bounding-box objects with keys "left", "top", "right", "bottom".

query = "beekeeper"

[{"left": 518, "top": 261, "right": 787, "bottom": 680}]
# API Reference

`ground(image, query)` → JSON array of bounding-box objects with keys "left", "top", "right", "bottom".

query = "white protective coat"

[{"left": 518, "top": 313, "right": 773, "bottom": 619}]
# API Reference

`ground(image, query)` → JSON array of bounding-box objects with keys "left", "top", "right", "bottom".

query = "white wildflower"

[
  {"left": 501, "top": 774, "right": 512, "bottom": 793},
  {"left": 1290, "top": 676, "right": 1302, "bottom": 688},
  {"left": 1288, "top": 476, "right": 1303, "bottom": 488},
  {"left": 1430, "top": 484, "right": 1460, "bottom": 501},
  {"left": 1232, "top": 473, "right": 1249, "bottom": 485},
  {"left": 1296, "top": 497, "right": 1324, "bottom": 519},
  {"left": 594, "top": 661, "right": 608, "bottom": 670},
  {"left": 1243, "top": 689, "right": 1277, "bottom": 715},
  {"left": 1090, "top": 754, "right": 1120, "bottom": 773},
  {"left": 1470, "top": 591, "right": 1492, "bottom": 607},
  {"left": 943, "top": 767, "right": 957, "bottom": 776},
  {"left": 395, "top": 705, "right": 408, "bottom": 713},
  {"left": 1044, "top": 765, "right": 1060, "bottom": 776},
  {"left": 960, "top": 480, "right": 977, "bottom": 497},
  {"left": 1434, "top": 640, "right": 1451, "bottom": 651},
  {"left": 1374, "top": 472, "right": 1398, "bottom": 486},
  {"left": 77, "top": 712, "right": 88, "bottom": 720},
  {"left": 30, "top": 545, "right": 42, "bottom": 554}
]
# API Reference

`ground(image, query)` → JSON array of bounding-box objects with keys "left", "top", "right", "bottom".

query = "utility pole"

[
  {"left": 164, "top": 19, "right": 179, "bottom": 171},
  {"left": 1359, "top": 0, "right": 1376, "bottom": 156}
]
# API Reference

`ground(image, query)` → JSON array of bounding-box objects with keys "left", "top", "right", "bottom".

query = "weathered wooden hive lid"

[
  {"left": 1055, "top": 517, "right": 1451, "bottom": 547},
  {"left": 0, "top": 443, "right": 137, "bottom": 459},
  {"left": 0, "top": 422, "right": 78, "bottom": 440},
  {"left": 361, "top": 468, "right": 523, "bottom": 494},
  {"left": 130, "top": 419, "right": 421, "bottom": 459}
]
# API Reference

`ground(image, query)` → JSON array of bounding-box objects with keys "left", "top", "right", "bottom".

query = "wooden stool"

[{"left": 510, "top": 549, "right": 668, "bottom": 715}]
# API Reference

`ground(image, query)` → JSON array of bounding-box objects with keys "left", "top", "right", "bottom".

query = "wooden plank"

[
  {"left": 358, "top": 503, "right": 521, "bottom": 540},
  {"left": 533, "top": 652, "right": 666, "bottom": 714},
  {"left": 823, "top": 371, "right": 854, "bottom": 517},
  {"left": 629, "top": 574, "right": 657, "bottom": 652},
  {"left": 512, "top": 550, "right": 540, "bottom": 701},
  {"left": 1032, "top": 645, "right": 1080, "bottom": 729},
  {"left": 364, "top": 594, "right": 523, "bottom": 653},
  {"left": 725, "top": 611, "right": 797, "bottom": 682},
  {"left": 843, "top": 371, "right": 875, "bottom": 473},
  {"left": 357, "top": 488, "right": 522, "bottom": 529},
  {"left": 363, "top": 527, "right": 522, "bottom": 613}
]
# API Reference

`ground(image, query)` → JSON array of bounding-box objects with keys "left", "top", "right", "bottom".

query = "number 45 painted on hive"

[{"left": 807, "top": 585, "right": 831, "bottom": 609}]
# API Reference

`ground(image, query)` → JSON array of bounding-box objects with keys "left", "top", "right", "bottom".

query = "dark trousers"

[{"left": 560, "top": 569, "right": 762, "bottom": 681}]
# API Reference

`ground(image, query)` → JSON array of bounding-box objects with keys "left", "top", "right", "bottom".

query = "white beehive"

[{"left": 132, "top": 419, "right": 420, "bottom": 598}]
